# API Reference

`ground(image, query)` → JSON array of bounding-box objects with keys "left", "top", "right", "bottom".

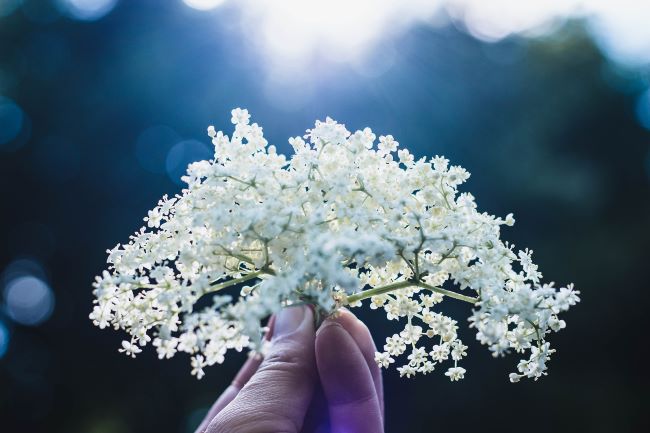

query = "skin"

[{"left": 195, "top": 306, "right": 385, "bottom": 433}]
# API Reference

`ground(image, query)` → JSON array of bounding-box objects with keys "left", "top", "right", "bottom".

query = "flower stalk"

[{"left": 343, "top": 280, "right": 478, "bottom": 305}]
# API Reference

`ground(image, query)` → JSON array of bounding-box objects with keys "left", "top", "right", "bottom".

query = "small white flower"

[
  {"left": 119, "top": 340, "right": 142, "bottom": 358},
  {"left": 554, "top": 285, "right": 580, "bottom": 312},
  {"left": 419, "top": 361, "right": 435, "bottom": 374},
  {"left": 370, "top": 295, "right": 387, "bottom": 309},
  {"left": 375, "top": 351, "right": 394, "bottom": 368},
  {"left": 451, "top": 341, "right": 468, "bottom": 361},
  {"left": 431, "top": 155, "right": 448, "bottom": 172},
  {"left": 231, "top": 108, "right": 250, "bottom": 125},
  {"left": 397, "top": 148, "right": 414, "bottom": 165},
  {"left": 384, "top": 335, "right": 406, "bottom": 356},
  {"left": 430, "top": 343, "right": 450, "bottom": 362},
  {"left": 548, "top": 316, "right": 566, "bottom": 332},
  {"left": 177, "top": 332, "right": 198, "bottom": 354},
  {"left": 407, "top": 347, "right": 427, "bottom": 365},
  {"left": 400, "top": 324, "right": 423, "bottom": 344},
  {"left": 191, "top": 355, "right": 206, "bottom": 379},
  {"left": 445, "top": 366, "right": 466, "bottom": 381},
  {"left": 89, "top": 305, "right": 111, "bottom": 329},
  {"left": 378, "top": 135, "right": 399, "bottom": 154},
  {"left": 398, "top": 364, "right": 417, "bottom": 378},
  {"left": 419, "top": 293, "right": 442, "bottom": 308},
  {"left": 154, "top": 338, "right": 178, "bottom": 359},
  {"left": 144, "top": 208, "right": 162, "bottom": 228}
]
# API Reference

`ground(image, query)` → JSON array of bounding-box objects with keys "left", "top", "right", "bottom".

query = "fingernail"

[
  {"left": 273, "top": 305, "right": 306, "bottom": 339},
  {"left": 316, "top": 318, "right": 344, "bottom": 337}
]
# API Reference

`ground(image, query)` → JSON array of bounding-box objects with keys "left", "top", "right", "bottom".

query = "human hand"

[{"left": 195, "top": 306, "right": 385, "bottom": 433}]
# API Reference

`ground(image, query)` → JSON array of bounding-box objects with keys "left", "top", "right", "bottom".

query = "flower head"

[{"left": 91, "top": 109, "right": 579, "bottom": 381}]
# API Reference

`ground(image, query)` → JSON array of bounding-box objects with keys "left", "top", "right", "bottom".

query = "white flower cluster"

[{"left": 91, "top": 108, "right": 579, "bottom": 382}]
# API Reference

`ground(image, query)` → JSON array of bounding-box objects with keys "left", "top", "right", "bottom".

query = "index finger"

[
  {"left": 333, "top": 309, "right": 384, "bottom": 420},
  {"left": 315, "top": 318, "right": 384, "bottom": 433}
]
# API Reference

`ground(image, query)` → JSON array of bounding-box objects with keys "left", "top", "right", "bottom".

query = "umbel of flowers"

[{"left": 91, "top": 109, "right": 579, "bottom": 382}]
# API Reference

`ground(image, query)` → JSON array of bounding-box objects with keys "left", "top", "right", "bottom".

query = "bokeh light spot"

[
  {"left": 241, "top": 0, "right": 432, "bottom": 65},
  {"left": 0, "top": 96, "right": 24, "bottom": 149},
  {"left": 56, "top": 0, "right": 118, "bottom": 21},
  {"left": 227, "top": 0, "right": 650, "bottom": 71},
  {"left": 0, "top": 320, "right": 9, "bottom": 358},
  {"left": 135, "top": 125, "right": 181, "bottom": 174},
  {"left": 2, "top": 259, "right": 47, "bottom": 286},
  {"left": 182, "top": 0, "right": 226, "bottom": 11},
  {"left": 3, "top": 276, "right": 55, "bottom": 326},
  {"left": 586, "top": 0, "right": 650, "bottom": 66},
  {"left": 634, "top": 88, "right": 650, "bottom": 131},
  {"left": 165, "top": 140, "right": 212, "bottom": 185}
]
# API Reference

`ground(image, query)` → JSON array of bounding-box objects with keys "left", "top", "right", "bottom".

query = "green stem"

[
  {"left": 208, "top": 270, "right": 266, "bottom": 293},
  {"left": 345, "top": 280, "right": 414, "bottom": 304},
  {"left": 343, "top": 279, "right": 478, "bottom": 305},
  {"left": 415, "top": 281, "right": 478, "bottom": 304}
]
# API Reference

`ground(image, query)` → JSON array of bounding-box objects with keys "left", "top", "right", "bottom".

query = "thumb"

[{"left": 208, "top": 305, "right": 316, "bottom": 433}]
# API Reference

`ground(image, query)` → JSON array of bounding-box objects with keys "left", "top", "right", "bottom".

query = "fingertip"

[
  {"left": 318, "top": 309, "right": 385, "bottom": 420},
  {"left": 210, "top": 305, "right": 317, "bottom": 433},
  {"left": 315, "top": 320, "right": 373, "bottom": 405},
  {"left": 331, "top": 309, "right": 370, "bottom": 338},
  {"left": 315, "top": 319, "right": 383, "bottom": 433},
  {"left": 273, "top": 304, "right": 312, "bottom": 340}
]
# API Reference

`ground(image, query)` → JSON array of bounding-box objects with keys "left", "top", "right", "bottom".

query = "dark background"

[{"left": 1, "top": 1, "right": 649, "bottom": 432}]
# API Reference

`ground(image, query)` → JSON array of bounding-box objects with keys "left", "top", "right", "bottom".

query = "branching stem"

[
  {"left": 343, "top": 279, "right": 478, "bottom": 305},
  {"left": 208, "top": 270, "right": 266, "bottom": 293}
]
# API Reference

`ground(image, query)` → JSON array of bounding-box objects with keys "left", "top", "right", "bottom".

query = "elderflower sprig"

[{"left": 90, "top": 108, "right": 580, "bottom": 382}]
